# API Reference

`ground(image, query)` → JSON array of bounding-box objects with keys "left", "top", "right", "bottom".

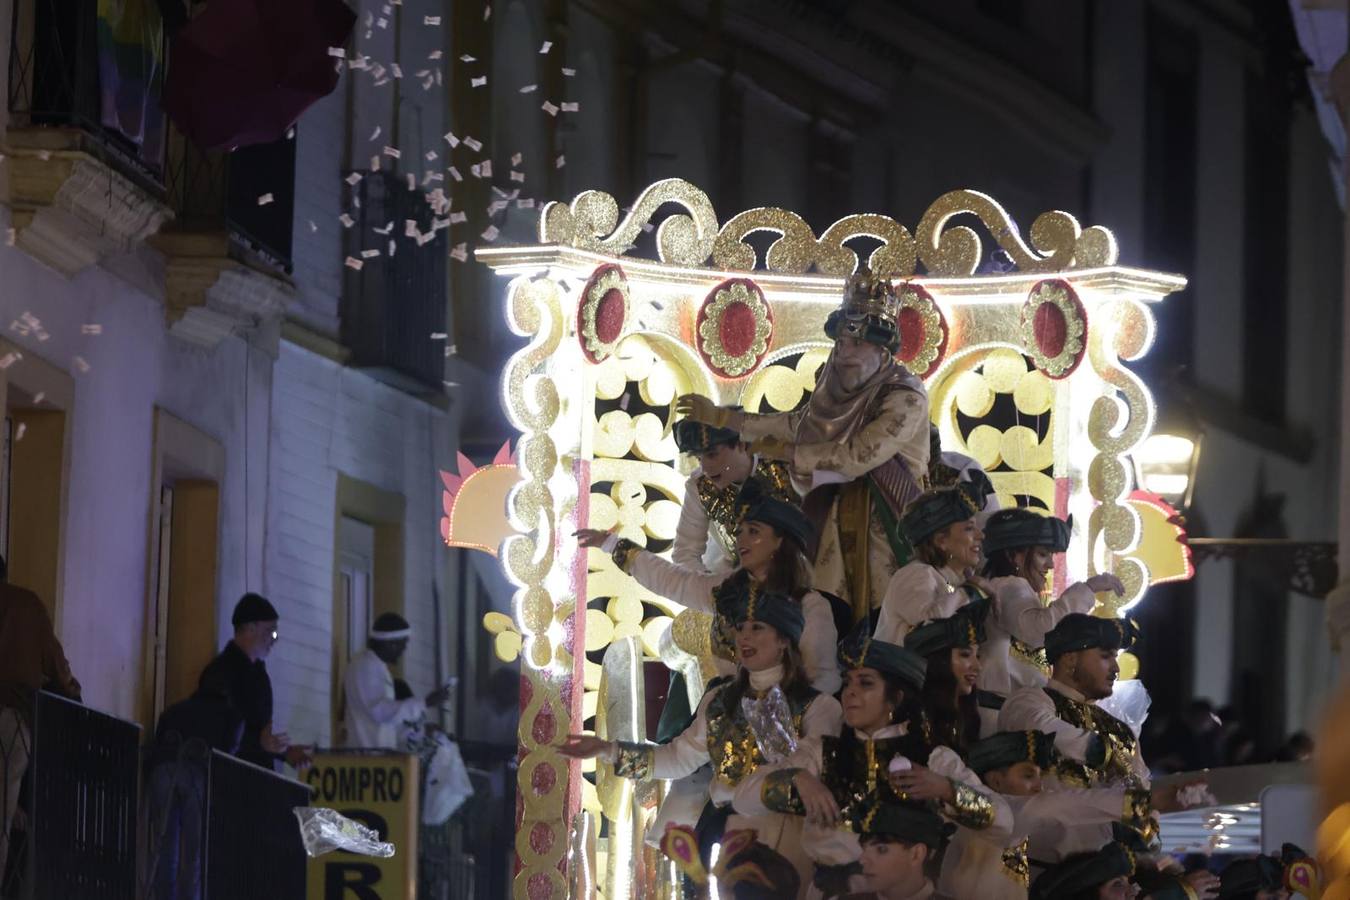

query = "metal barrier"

[
  {"left": 29, "top": 691, "right": 141, "bottom": 900},
  {"left": 205, "top": 751, "right": 311, "bottom": 900}
]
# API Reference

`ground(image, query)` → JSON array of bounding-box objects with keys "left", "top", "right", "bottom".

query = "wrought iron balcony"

[{"left": 341, "top": 170, "right": 449, "bottom": 395}]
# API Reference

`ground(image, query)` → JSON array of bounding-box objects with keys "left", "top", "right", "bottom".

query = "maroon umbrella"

[{"left": 163, "top": 0, "right": 356, "bottom": 151}]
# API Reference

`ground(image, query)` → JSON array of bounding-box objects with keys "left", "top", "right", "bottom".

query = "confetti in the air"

[
  {"left": 460, "top": 54, "right": 476, "bottom": 62},
  {"left": 471, "top": 76, "right": 487, "bottom": 88},
  {"left": 339, "top": 214, "right": 354, "bottom": 228},
  {"left": 345, "top": 172, "right": 363, "bottom": 185},
  {"left": 428, "top": 50, "right": 442, "bottom": 60},
  {"left": 619, "top": 393, "right": 631, "bottom": 411},
  {"left": 361, "top": 248, "right": 381, "bottom": 259},
  {"left": 511, "top": 152, "right": 522, "bottom": 165},
  {"left": 369, "top": 126, "right": 381, "bottom": 141},
  {"left": 483, "top": 4, "right": 491, "bottom": 20},
  {"left": 561, "top": 101, "right": 579, "bottom": 112},
  {"left": 562, "top": 67, "right": 575, "bottom": 77},
  {"left": 345, "top": 256, "right": 364, "bottom": 270},
  {"left": 81, "top": 324, "right": 103, "bottom": 335},
  {"left": 463, "top": 136, "right": 482, "bottom": 152},
  {"left": 257, "top": 193, "right": 274, "bottom": 206},
  {"left": 450, "top": 243, "right": 468, "bottom": 262},
  {"left": 519, "top": 84, "right": 537, "bottom": 93},
  {"left": 328, "top": 47, "right": 346, "bottom": 58},
  {"left": 370, "top": 155, "right": 381, "bottom": 171},
  {"left": 449, "top": 211, "right": 467, "bottom": 223},
  {"left": 481, "top": 225, "right": 500, "bottom": 242},
  {"left": 425, "top": 150, "right": 437, "bottom": 161},
  {"left": 424, "top": 15, "right": 440, "bottom": 24},
  {"left": 443, "top": 131, "right": 459, "bottom": 147},
  {"left": 541, "top": 101, "right": 558, "bottom": 116},
  {"left": 510, "top": 171, "right": 525, "bottom": 182},
  {"left": 539, "top": 41, "right": 552, "bottom": 54},
  {"left": 556, "top": 155, "right": 566, "bottom": 168},
  {"left": 14, "top": 423, "right": 24, "bottom": 441},
  {"left": 73, "top": 356, "right": 90, "bottom": 374},
  {"left": 516, "top": 198, "right": 536, "bottom": 209},
  {"left": 0, "top": 352, "right": 20, "bottom": 369},
  {"left": 390, "top": 63, "right": 402, "bottom": 78},
  {"left": 383, "top": 146, "right": 401, "bottom": 159},
  {"left": 430, "top": 332, "right": 448, "bottom": 340},
  {"left": 308, "top": 219, "right": 318, "bottom": 233}
]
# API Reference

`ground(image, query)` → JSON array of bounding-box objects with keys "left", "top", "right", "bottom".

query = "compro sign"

[{"left": 305, "top": 752, "right": 419, "bottom": 900}]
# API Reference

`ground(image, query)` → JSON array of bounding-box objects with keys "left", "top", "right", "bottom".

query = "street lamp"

[{"left": 1134, "top": 430, "right": 1203, "bottom": 513}]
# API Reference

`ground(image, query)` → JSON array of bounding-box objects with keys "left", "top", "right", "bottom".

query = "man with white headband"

[{"left": 342, "top": 612, "right": 453, "bottom": 749}]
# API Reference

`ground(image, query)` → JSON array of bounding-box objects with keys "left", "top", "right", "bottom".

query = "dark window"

[
  {"left": 341, "top": 171, "right": 448, "bottom": 394},
  {"left": 976, "top": 0, "right": 1026, "bottom": 28},
  {"left": 225, "top": 138, "right": 296, "bottom": 270},
  {"left": 1240, "top": 8, "right": 1299, "bottom": 422},
  {"left": 806, "top": 123, "right": 853, "bottom": 231},
  {"left": 1142, "top": 8, "right": 1199, "bottom": 379}
]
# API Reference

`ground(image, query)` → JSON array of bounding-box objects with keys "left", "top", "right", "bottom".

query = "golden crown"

[{"left": 839, "top": 266, "right": 903, "bottom": 323}]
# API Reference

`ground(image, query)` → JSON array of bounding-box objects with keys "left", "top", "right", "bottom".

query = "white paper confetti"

[
  {"left": 539, "top": 41, "right": 552, "bottom": 54},
  {"left": 519, "top": 84, "right": 537, "bottom": 93},
  {"left": 541, "top": 101, "right": 558, "bottom": 116},
  {"left": 450, "top": 243, "right": 468, "bottom": 262},
  {"left": 405, "top": 219, "right": 420, "bottom": 237},
  {"left": 81, "top": 324, "right": 103, "bottom": 335},
  {"left": 424, "top": 15, "right": 440, "bottom": 25},
  {"left": 481, "top": 225, "right": 499, "bottom": 241},
  {"left": 556, "top": 154, "right": 565, "bottom": 168},
  {"left": 32, "top": 392, "right": 43, "bottom": 405},
  {"left": 449, "top": 211, "right": 467, "bottom": 224},
  {"left": 448, "top": 166, "right": 462, "bottom": 182},
  {"left": 361, "top": 249, "right": 381, "bottom": 259},
  {"left": 373, "top": 221, "right": 393, "bottom": 235},
  {"left": 369, "top": 126, "right": 381, "bottom": 141},
  {"left": 345, "top": 172, "right": 363, "bottom": 185},
  {"left": 376, "top": 16, "right": 387, "bottom": 28},
  {"left": 14, "top": 423, "right": 24, "bottom": 441},
  {"left": 428, "top": 50, "right": 442, "bottom": 60},
  {"left": 383, "top": 146, "right": 400, "bottom": 159},
  {"left": 471, "top": 76, "right": 487, "bottom": 88},
  {"left": 425, "top": 150, "right": 438, "bottom": 161},
  {"left": 37, "top": 150, "right": 51, "bottom": 161},
  {"left": 511, "top": 152, "right": 523, "bottom": 165},
  {"left": 345, "top": 256, "right": 364, "bottom": 270},
  {"left": 406, "top": 173, "right": 416, "bottom": 189},
  {"left": 0, "top": 352, "right": 20, "bottom": 369},
  {"left": 510, "top": 171, "right": 525, "bottom": 182},
  {"left": 483, "top": 4, "right": 491, "bottom": 20},
  {"left": 463, "top": 136, "right": 482, "bottom": 152},
  {"left": 430, "top": 332, "right": 448, "bottom": 340},
  {"left": 308, "top": 219, "right": 318, "bottom": 233},
  {"left": 443, "top": 131, "right": 459, "bottom": 148},
  {"left": 73, "top": 356, "right": 89, "bottom": 374},
  {"left": 460, "top": 54, "right": 476, "bottom": 62},
  {"left": 618, "top": 393, "right": 631, "bottom": 411},
  {"left": 339, "top": 213, "right": 354, "bottom": 228},
  {"left": 561, "top": 101, "right": 579, "bottom": 112},
  {"left": 390, "top": 63, "right": 402, "bottom": 78},
  {"left": 516, "top": 198, "right": 536, "bottom": 208},
  {"left": 480, "top": 159, "right": 492, "bottom": 177},
  {"left": 388, "top": 238, "right": 396, "bottom": 257},
  {"left": 328, "top": 46, "right": 346, "bottom": 58},
  {"left": 257, "top": 193, "right": 274, "bottom": 206},
  {"left": 370, "top": 155, "right": 381, "bottom": 171},
  {"left": 562, "top": 67, "right": 575, "bottom": 77}
]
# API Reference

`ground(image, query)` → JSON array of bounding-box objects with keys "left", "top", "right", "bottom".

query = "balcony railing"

[
  {"left": 8, "top": 0, "right": 166, "bottom": 186},
  {"left": 9, "top": 0, "right": 296, "bottom": 270},
  {"left": 341, "top": 170, "right": 449, "bottom": 394}
]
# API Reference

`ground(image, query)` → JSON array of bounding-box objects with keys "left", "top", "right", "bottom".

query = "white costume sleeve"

[
  {"left": 627, "top": 551, "right": 728, "bottom": 613},
  {"left": 671, "top": 472, "right": 713, "bottom": 572},
  {"left": 1019, "top": 786, "right": 1153, "bottom": 864},
  {"left": 347, "top": 654, "right": 427, "bottom": 727},
  {"left": 928, "top": 746, "right": 1014, "bottom": 842},
  {"left": 792, "top": 388, "right": 929, "bottom": 479},
  {"left": 648, "top": 688, "right": 715, "bottom": 781},
  {"left": 997, "top": 687, "right": 1096, "bottom": 763},
  {"left": 800, "top": 591, "right": 843, "bottom": 695},
  {"left": 730, "top": 736, "right": 825, "bottom": 817},
  {"left": 875, "top": 562, "right": 963, "bottom": 645},
  {"left": 996, "top": 579, "right": 1097, "bottom": 647}
]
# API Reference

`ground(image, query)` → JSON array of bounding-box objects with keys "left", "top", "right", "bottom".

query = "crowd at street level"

[{"left": 560, "top": 270, "right": 1311, "bottom": 900}]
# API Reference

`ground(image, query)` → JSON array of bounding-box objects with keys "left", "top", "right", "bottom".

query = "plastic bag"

[
  {"left": 421, "top": 734, "right": 474, "bottom": 825},
  {"left": 1096, "top": 679, "right": 1152, "bottom": 738},
  {"left": 740, "top": 685, "right": 797, "bottom": 764},
  {"left": 293, "top": 807, "right": 396, "bottom": 858}
]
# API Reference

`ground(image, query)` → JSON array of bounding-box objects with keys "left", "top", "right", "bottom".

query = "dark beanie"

[{"left": 231, "top": 592, "right": 279, "bottom": 627}]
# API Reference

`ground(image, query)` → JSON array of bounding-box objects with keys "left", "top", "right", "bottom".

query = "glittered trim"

[
  {"left": 614, "top": 741, "right": 653, "bottom": 780},
  {"left": 1123, "top": 788, "right": 1158, "bottom": 845},
  {"left": 611, "top": 538, "right": 643, "bottom": 573},
  {"left": 1020, "top": 278, "right": 1087, "bottom": 379},
  {"left": 1002, "top": 838, "right": 1031, "bottom": 888},
  {"left": 894, "top": 282, "right": 948, "bottom": 379},
  {"left": 761, "top": 768, "right": 805, "bottom": 815},
  {"left": 577, "top": 264, "right": 630, "bottom": 364},
  {"left": 943, "top": 780, "right": 996, "bottom": 830},
  {"left": 1010, "top": 637, "right": 1051, "bottom": 675},
  {"left": 696, "top": 278, "right": 774, "bottom": 378}
]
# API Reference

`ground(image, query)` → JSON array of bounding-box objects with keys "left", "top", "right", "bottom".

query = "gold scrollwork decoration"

[{"left": 541, "top": 182, "right": 1118, "bottom": 276}]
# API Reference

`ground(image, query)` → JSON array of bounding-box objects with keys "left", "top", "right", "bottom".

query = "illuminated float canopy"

[{"left": 473, "top": 178, "right": 1186, "bottom": 900}]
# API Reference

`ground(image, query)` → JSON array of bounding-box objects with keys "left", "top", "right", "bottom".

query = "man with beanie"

[
  {"left": 198, "top": 593, "right": 310, "bottom": 771},
  {"left": 342, "top": 612, "right": 452, "bottom": 749}
]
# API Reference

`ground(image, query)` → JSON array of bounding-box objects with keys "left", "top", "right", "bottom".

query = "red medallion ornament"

[
  {"left": 577, "top": 263, "right": 630, "bottom": 364},
  {"left": 893, "top": 282, "right": 948, "bottom": 379},
  {"left": 1021, "top": 278, "right": 1088, "bottom": 379},
  {"left": 696, "top": 278, "right": 773, "bottom": 378}
]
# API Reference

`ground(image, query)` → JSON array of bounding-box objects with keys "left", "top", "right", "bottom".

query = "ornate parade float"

[{"left": 464, "top": 179, "right": 1193, "bottom": 899}]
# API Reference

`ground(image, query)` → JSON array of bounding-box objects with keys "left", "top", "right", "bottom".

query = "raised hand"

[
  {"left": 260, "top": 723, "right": 290, "bottom": 755},
  {"left": 889, "top": 764, "right": 956, "bottom": 803},
  {"left": 557, "top": 734, "right": 616, "bottom": 760},
  {"left": 574, "top": 528, "right": 614, "bottom": 549},
  {"left": 675, "top": 394, "right": 740, "bottom": 430},
  {"left": 793, "top": 771, "right": 841, "bottom": 827},
  {"left": 1085, "top": 573, "right": 1126, "bottom": 596}
]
